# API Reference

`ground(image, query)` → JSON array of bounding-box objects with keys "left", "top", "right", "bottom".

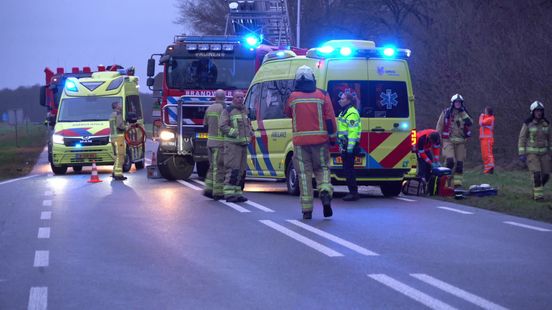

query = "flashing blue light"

[
  {"left": 400, "top": 122, "right": 409, "bottom": 130},
  {"left": 383, "top": 47, "right": 396, "bottom": 57},
  {"left": 339, "top": 47, "right": 352, "bottom": 56},
  {"left": 244, "top": 35, "right": 260, "bottom": 48},
  {"left": 75, "top": 143, "right": 82, "bottom": 148},
  {"left": 65, "top": 80, "right": 78, "bottom": 92},
  {"left": 276, "top": 51, "right": 285, "bottom": 57},
  {"left": 318, "top": 46, "right": 335, "bottom": 54}
]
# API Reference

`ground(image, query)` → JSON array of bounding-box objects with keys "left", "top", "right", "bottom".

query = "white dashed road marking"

[
  {"left": 503, "top": 221, "right": 551, "bottom": 232},
  {"left": 28, "top": 287, "right": 48, "bottom": 310},
  {"left": 437, "top": 206, "right": 474, "bottom": 215},
  {"left": 220, "top": 201, "right": 251, "bottom": 213},
  {"left": 368, "top": 274, "right": 457, "bottom": 310},
  {"left": 40, "top": 211, "right": 52, "bottom": 220},
  {"left": 0, "top": 174, "right": 39, "bottom": 185},
  {"left": 287, "top": 220, "right": 378, "bottom": 256},
  {"left": 395, "top": 197, "right": 416, "bottom": 202},
  {"left": 33, "top": 251, "right": 49, "bottom": 267},
  {"left": 37, "top": 227, "right": 50, "bottom": 239},
  {"left": 245, "top": 201, "right": 275, "bottom": 213},
  {"left": 42, "top": 200, "right": 52, "bottom": 207},
  {"left": 44, "top": 191, "right": 53, "bottom": 196},
  {"left": 194, "top": 179, "right": 206, "bottom": 186},
  {"left": 260, "top": 220, "right": 344, "bottom": 257},
  {"left": 411, "top": 274, "right": 509, "bottom": 310},
  {"left": 177, "top": 180, "right": 202, "bottom": 191}
]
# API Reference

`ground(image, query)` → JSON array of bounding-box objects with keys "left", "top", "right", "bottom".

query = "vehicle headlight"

[
  {"left": 52, "top": 134, "right": 64, "bottom": 144},
  {"left": 159, "top": 130, "right": 175, "bottom": 141}
]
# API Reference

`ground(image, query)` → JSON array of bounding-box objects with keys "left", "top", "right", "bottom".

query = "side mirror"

[
  {"left": 127, "top": 112, "right": 138, "bottom": 124},
  {"left": 147, "top": 78, "right": 154, "bottom": 87},
  {"left": 147, "top": 58, "right": 155, "bottom": 77},
  {"left": 39, "top": 86, "right": 46, "bottom": 107}
]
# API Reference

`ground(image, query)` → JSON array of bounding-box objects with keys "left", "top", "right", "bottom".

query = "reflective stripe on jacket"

[
  {"left": 284, "top": 89, "right": 336, "bottom": 146},
  {"left": 416, "top": 129, "right": 440, "bottom": 164},
  {"left": 204, "top": 100, "right": 225, "bottom": 147},
  {"left": 436, "top": 108, "right": 472, "bottom": 143},
  {"left": 219, "top": 105, "right": 252, "bottom": 145},
  {"left": 109, "top": 111, "right": 125, "bottom": 137},
  {"left": 337, "top": 105, "right": 361, "bottom": 153},
  {"left": 518, "top": 118, "right": 552, "bottom": 155},
  {"left": 479, "top": 114, "right": 495, "bottom": 139}
]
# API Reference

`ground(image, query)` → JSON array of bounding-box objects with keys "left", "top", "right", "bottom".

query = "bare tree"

[{"left": 175, "top": 0, "right": 228, "bottom": 35}]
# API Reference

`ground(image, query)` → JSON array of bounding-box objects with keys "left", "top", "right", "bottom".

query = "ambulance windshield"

[
  {"left": 328, "top": 81, "right": 409, "bottom": 118},
  {"left": 58, "top": 97, "right": 122, "bottom": 122},
  {"left": 167, "top": 57, "right": 255, "bottom": 90}
]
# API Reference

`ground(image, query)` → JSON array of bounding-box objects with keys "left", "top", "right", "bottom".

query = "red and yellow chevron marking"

[{"left": 357, "top": 132, "right": 412, "bottom": 168}]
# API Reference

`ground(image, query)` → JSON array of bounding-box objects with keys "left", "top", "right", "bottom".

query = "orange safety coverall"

[{"left": 479, "top": 114, "right": 495, "bottom": 173}]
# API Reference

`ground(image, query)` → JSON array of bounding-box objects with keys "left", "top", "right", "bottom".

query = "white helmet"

[
  {"left": 450, "top": 94, "right": 464, "bottom": 103},
  {"left": 295, "top": 65, "right": 315, "bottom": 82},
  {"left": 530, "top": 100, "right": 544, "bottom": 112}
]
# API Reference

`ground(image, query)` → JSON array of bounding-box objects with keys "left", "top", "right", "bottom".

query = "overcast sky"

[{"left": 0, "top": 0, "right": 184, "bottom": 91}]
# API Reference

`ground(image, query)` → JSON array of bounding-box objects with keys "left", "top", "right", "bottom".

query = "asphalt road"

[{"left": 1, "top": 143, "right": 552, "bottom": 309}]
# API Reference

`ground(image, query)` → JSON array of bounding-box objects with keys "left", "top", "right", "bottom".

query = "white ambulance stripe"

[
  {"left": 411, "top": 274, "right": 509, "bottom": 310},
  {"left": 503, "top": 221, "right": 551, "bottom": 232},
  {"left": 245, "top": 201, "right": 275, "bottom": 213},
  {"left": 220, "top": 201, "right": 250, "bottom": 213},
  {"left": 33, "top": 251, "right": 49, "bottom": 267},
  {"left": 177, "top": 180, "right": 201, "bottom": 191},
  {"left": 368, "top": 274, "right": 457, "bottom": 310},
  {"left": 437, "top": 206, "right": 474, "bottom": 215},
  {"left": 287, "top": 220, "right": 378, "bottom": 256},
  {"left": 28, "top": 287, "right": 48, "bottom": 310},
  {"left": 260, "top": 220, "right": 343, "bottom": 257}
]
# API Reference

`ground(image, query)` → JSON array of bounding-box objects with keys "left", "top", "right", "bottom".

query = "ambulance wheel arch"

[
  {"left": 380, "top": 181, "right": 403, "bottom": 197},
  {"left": 50, "top": 163, "right": 67, "bottom": 175},
  {"left": 285, "top": 150, "right": 299, "bottom": 195}
]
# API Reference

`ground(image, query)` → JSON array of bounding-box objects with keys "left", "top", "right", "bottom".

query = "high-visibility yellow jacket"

[
  {"left": 203, "top": 100, "right": 225, "bottom": 148},
  {"left": 219, "top": 104, "right": 252, "bottom": 145},
  {"left": 518, "top": 118, "right": 552, "bottom": 155},
  {"left": 337, "top": 105, "right": 361, "bottom": 153}
]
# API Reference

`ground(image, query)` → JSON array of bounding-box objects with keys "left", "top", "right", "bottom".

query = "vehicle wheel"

[
  {"left": 286, "top": 160, "right": 300, "bottom": 196},
  {"left": 72, "top": 166, "right": 83, "bottom": 173},
  {"left": 122, "top": 150, "right": 132, "bottom": 172},
  {"left": 196, "top": 161, "right": 209, "bottom": 180},
  {"left": 51, "top": 164, "right": 67, "bottom": 175},
  {"left": 157, "top": 152, "right": 194, "bottom": 181},
  {"left": 380, "top": 181, "right": 403, "bottom": 197}
]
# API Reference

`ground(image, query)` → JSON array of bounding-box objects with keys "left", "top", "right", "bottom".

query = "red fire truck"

[{"left": 146, "top": 35, "right": 305, "bottom": 180}]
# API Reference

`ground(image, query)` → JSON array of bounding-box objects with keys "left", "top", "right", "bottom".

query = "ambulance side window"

[
  {"left": 259, "top": 79, "right": 293, "bottom": 120},
  {"left": 125, "top": 95, "right": 143, "bottom": 119},
  {"left": 245, "top": 83, "right": 261, "bottom": 120}
]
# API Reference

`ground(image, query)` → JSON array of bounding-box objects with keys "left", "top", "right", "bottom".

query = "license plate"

[
  {"left": 76, "top": 153, "right": 97, "bottom": 159},
  {"left": 334, "top": 156, "right": 364, "bottom": 165},
  {"left": 196, "top": 132, "right": 208, "bottom": 139}
]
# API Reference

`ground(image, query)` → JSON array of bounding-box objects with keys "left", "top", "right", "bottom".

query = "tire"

[
  {"left": 196, "top": 161, "right": 209, "bottom": 180},
  {"left": 380, "top": 181, "right": 403, "bottom": 197},
  {"left": 157, "top": 151, "right": 194, "bottom": 181},
  {"left": 51, "top": 164, "right": 67, "bottom": 175},
  {"left": 286, "top": 160, "right": 300, "bottom": 196},
  {"left": 122, "top": 150, "right": 132, "bottom": 172},
  {"left": 72, "top": 166, "right": 83, "bottom": 173}
]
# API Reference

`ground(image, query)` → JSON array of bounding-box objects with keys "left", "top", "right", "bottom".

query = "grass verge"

[
  {"left": 435, "top": 168, "right": 552, "bottom": 223},
  {"left": 0, "top": 123, "right": 48, "bottom": 181}
]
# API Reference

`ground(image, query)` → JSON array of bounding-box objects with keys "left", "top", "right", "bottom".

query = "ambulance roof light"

[
  {"left": 340, "top": 47, "right": 352, "bottom": 56},
  {"left": 262, "top": 50, "right": 297, "bottom": 64},
  {"left": 65, "top": 79, "right": 78, "bottom": 92},
  {"left": 383, "top": 47, "right": 396, "bottom": 57}
]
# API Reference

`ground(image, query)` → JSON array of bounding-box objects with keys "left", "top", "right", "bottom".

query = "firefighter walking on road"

[
  {"left": 479, "top": 106, "right": 495, "bottom": 174},
  {"left": 219, "top": 90, "right": 252, "bottom": 203},
  {"left": 110, "top": 101, "right": 127, "bottom": 181},
  {"left": 337, "top": 92, "right": 361, "bottom": 201},
  {"left": 436, "top": 94, "right": 473, "bottom": 188},
  {"left": 203, "top": 89, "right": 226, "bottom": 200},
  {"left": 518, "top": 101, "right": 551, "bottom": 201},
  {"left": 416, "top": 129, "right": 441, "bottom": 182},
  {"left": 284, "top": 65, "right": 337, "bottom": 219}
]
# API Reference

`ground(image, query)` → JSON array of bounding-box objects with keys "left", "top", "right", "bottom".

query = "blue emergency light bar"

[
  {"left": 307, "top": 43, "right": 411, "bottom": 59},
  {"left": 65, "top": 79, "right": 78, "bottom": 92},
  {"left": 262, "top": 50, "right": 297, "bottom": 63}
]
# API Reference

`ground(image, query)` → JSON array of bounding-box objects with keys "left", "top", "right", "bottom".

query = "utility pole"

[{"left": 296, "top": 0, "right": 301, "bottom": 48}]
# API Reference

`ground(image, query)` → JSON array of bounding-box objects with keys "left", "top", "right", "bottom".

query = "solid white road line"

[
  {"left": 411, "top": 274, "right": 509, "bottom": 310},
  {"left": 44, "top": 191, "right": 53, "bottom": 196},
  {"left": 0, "top": 174, "right": 39, "bottom": 186},
  {"left": 368, "top": 274, "right": 457, "bottom": 310},
  {"left": 220, "top": 201, "right": 251, "bottom": 213},
  {"left": 33, "top": 251, "right": 49, "bottom": 267},
  {"left": 395, "top": 197, "right": 416, "bottom": 202},
  {"left": 28, "top": 287, "right": 47, "bottom": 310},
  {"left": 437, "top": 206, "right": 474, "bottom": 215},
  {"left": 260, "top": 220, "right": 344, "bottom": 257},
  {"left": 246, "top": 201, "right": 275, "bottom": 213},
  {"left": 40, "top": 211, "right": 52, "bottom": 220},
  {"left": 287, "top": 220, "right": 378, "bottom": 256},
  {"left": 37, "top": 227, "right": 50, "bottom": 239},
  {"left": 176, "top": 180, "right": 202, "bottom": 191},
  {"left": 503, "top": 221, "right": 551, "bottom": 232},
  {"left": 42, "top": 200, "right": 52, "bottom": 207}
]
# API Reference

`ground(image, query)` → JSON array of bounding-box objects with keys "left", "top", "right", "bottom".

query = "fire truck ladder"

[{"left": 225, "top": 0, "right": 294, "bottom": 47}]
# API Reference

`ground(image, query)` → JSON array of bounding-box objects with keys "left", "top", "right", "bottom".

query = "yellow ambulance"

[
  {"left": 49, "top": 70, "right": 145, "bottom": 175},
  {"left": 244, "top": 40, "right": 417, "bottom": 196}
]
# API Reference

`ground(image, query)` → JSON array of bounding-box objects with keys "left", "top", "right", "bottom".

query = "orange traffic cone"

[{"left": 88, "top": 160, "right": 103, "bottom": 183}]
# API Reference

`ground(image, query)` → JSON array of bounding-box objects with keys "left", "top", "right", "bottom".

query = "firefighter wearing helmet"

[
  {"left": 436, "top": 94, "right": 473, "bottom": 188},
  {"left": 518, "top": 101, "right": 551, "bottom": 200},
  {"left": 284, "top": 65, "right": 337, "bottom": 219}
]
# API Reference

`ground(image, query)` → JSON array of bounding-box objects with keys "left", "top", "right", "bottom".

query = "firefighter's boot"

[{"left": 320, "top": 190, "right": 333, "bottom": 217}]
